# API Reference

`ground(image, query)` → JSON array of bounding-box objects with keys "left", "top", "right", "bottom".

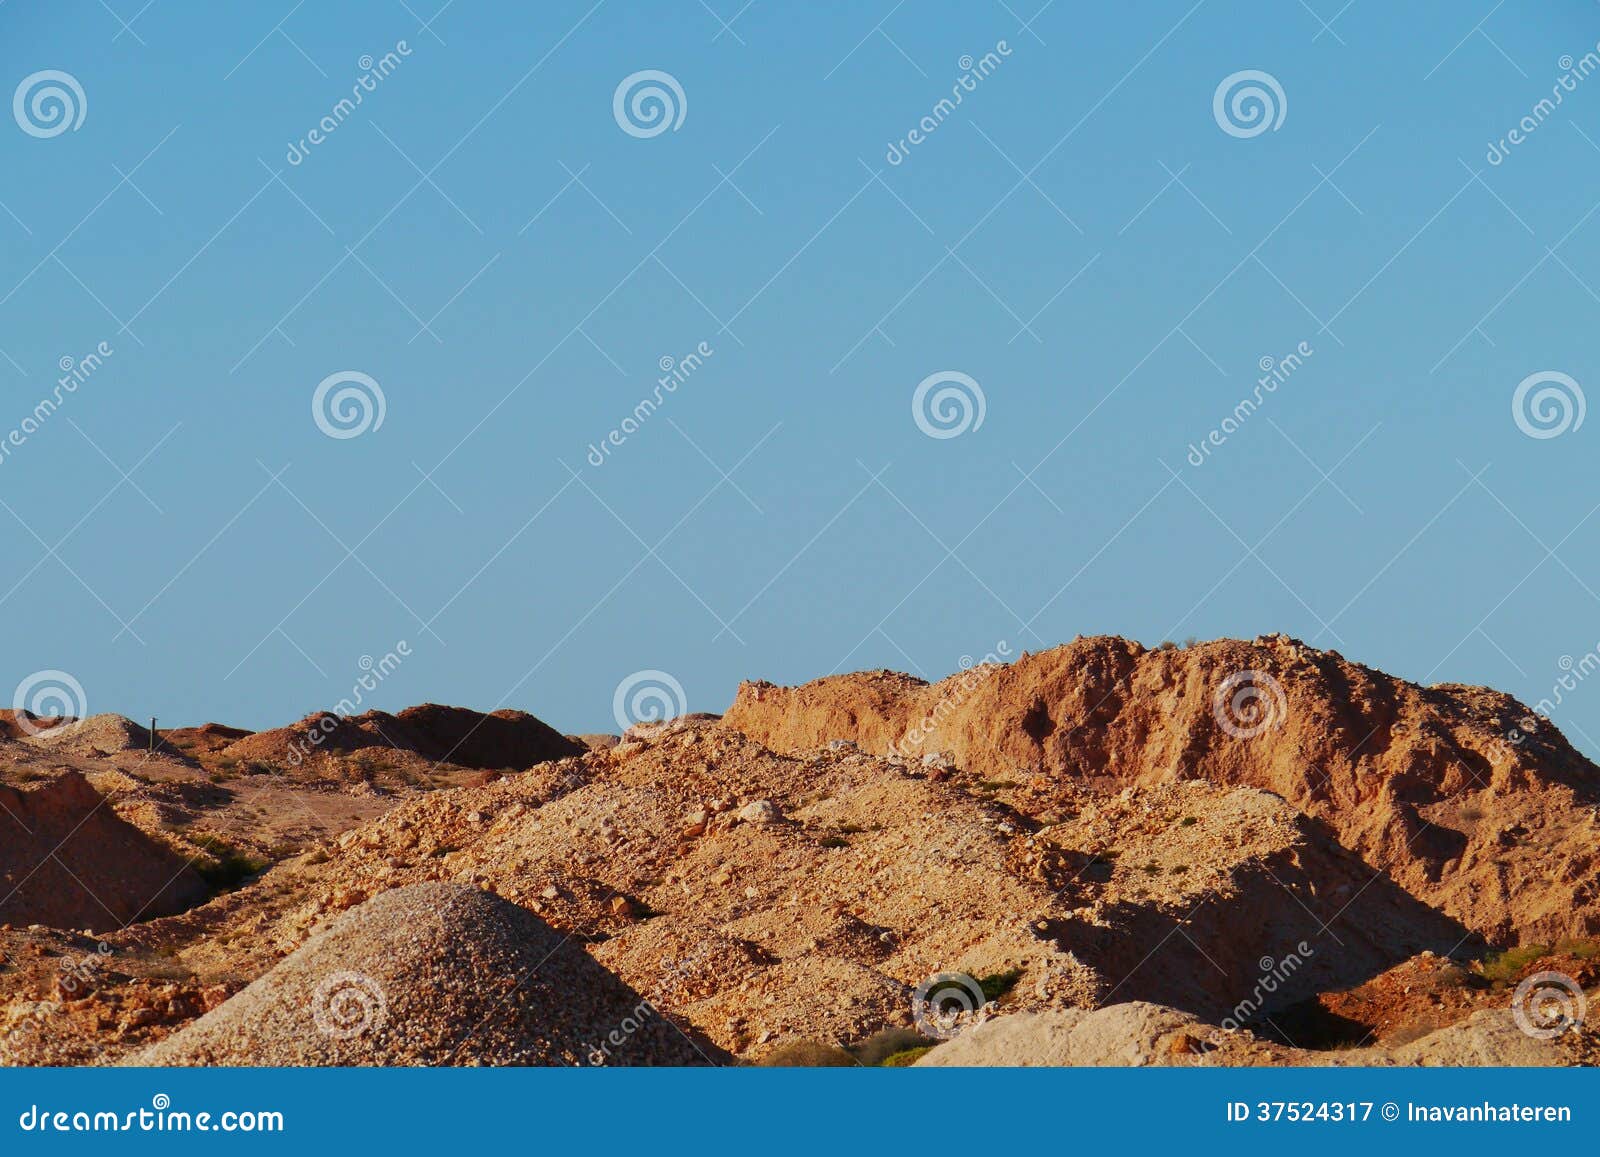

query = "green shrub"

[
  {"left": 880, "top": 1046, "right": 934, "bottom": 1067},
  {"left": 1478, "top": 944, "right": 1549, "bottom": 984},
  {"left": 976, "top": 968, "right": 1023, "bottom": 1002}
]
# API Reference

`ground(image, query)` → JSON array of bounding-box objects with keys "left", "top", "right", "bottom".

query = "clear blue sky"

[{"left": 3, "top": 1, "right": 1600, "bottom": 750}]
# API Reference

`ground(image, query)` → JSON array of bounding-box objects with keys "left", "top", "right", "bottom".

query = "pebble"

[{"left": 738, "top": 800, "right": 782, "bottom": 824}]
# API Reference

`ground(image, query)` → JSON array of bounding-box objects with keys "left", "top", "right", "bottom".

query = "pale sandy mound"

[
  {"left": 913, "top": 1002, "right": 1583, "bottom": 1067},
  {"left": 914, "top": 1003, "right": 1206, "bottom": 1066},
  {"left": 20, "top": 714, "right": 163, "bottom": 757},
  {"left": 723, "top": 635, "right": 1600, "bottom": 944},
  {"left": 0, "top": 771, "right": 207, "bottom": 930},
  {"left": 134, "top": 883, "right": 724, "bottom": 1066}
]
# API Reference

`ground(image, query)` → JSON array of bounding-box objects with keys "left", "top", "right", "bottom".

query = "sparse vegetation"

[
  {"left": 756, "top": 1040, "right": 858, "bottom": 1066},
  {"left": 1477, "top": 944, "right": 1549, "bottom": 984},
  {"left": 193, "top": 836, "right": 270, "bottom": 892},
  {"left": 976, "top": 968, "right": 1023, "bottom": 1003},
  {"left": 879, "top": 1046, "right": 934, "bottom": 1066},
  {"left": 849, "top": 1027, "right": 929, "bottom": 1066}
]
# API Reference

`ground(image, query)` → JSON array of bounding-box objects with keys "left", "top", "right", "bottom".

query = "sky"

[{"left": 3, "top": 0, "right": 1600, "bottom": 750}]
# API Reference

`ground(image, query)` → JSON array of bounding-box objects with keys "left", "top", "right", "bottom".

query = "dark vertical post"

[{"left": 150, "top": 717, "right": 157, "bottom": 752}]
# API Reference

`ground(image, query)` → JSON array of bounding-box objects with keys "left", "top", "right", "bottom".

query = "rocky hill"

[{"left": 1, "top": 641, "right": 1595, "bottom": 1067}]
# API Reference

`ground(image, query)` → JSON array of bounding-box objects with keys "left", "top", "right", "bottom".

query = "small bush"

[
  {"left": 1478, "top": 944, "right": 1549, "bottom": 984},
  {"left": 1178, "top": 816, "right": 1198, "bottom": 827},
  {"left": 969, "top": 968, "right": 1023, "bottom": 1004},
  {"left": 880, "top": 1046, "right": 934, "bottom": 1067},
  {"left": 818, "top": 836, "right": 849, "bottom": 849},
  {"left": 850, "top": 1027, "right": 929, "bottom": 1066},
  {"left": 757, "top": 1040, "right": 857, "bottom": 1067}
]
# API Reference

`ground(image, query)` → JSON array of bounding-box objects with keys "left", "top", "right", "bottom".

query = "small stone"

[
  {"left": 609, "top": 896, "right": 635, "bottom": 919},
  {"left": 540, "top": 885, "right": 559, "bottom": 901},
  {"left": 738, "top": 800, "right": 782, "bottom": 824}
]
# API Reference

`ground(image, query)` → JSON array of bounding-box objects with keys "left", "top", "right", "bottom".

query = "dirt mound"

[
  {"left": 19, "top": 714, "right": 171, "bottom": 758},
  {"left": 723, "top": 636, "right": 1600, "bottom": 944},
  {"left": 97, "top": 718, "right": 1485, "bottom": 1062},
  {"left": 134, "top": 882, "right": 723, "bottom": 1066},
  {"left": 389, "top": 703, "right": 583, "bottom": 769},
  {"left": 0, "top": 771, "right": 208, "bottom": 930},
  {"left": 160, "top": 723, "right": 252, "bottom": 761},
  {"left": 0, "top": 711, "right": 72, "bottom": 740},
  {"left": 219, "top": 704, "right": 579, "bottom": 771},
  {"left": 1274, "top": 943, "right": 1600, "bottom": 1049},
  {"left": 220, "top": 711, "right": 394, "bottom": 766}
]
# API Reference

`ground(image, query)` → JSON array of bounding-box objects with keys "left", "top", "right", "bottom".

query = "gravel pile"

[{"left": 134, "top": 882, "right": 724, "bottom": 1066}]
